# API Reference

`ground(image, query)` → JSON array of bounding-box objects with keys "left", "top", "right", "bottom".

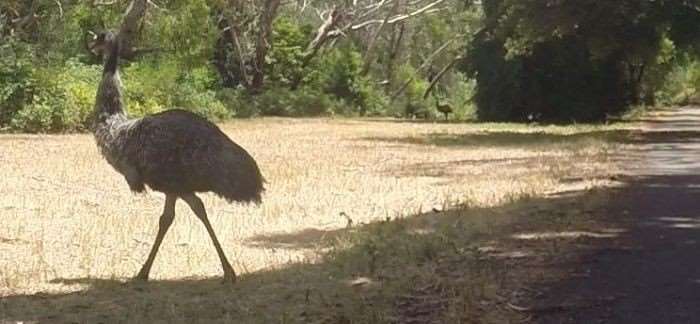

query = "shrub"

[
  {"left": 122, "top": 60, "right": 230, "bottom": 120},
  {"left": 450, "top": 74, "right": 478, "bottom": 120},
  {"left": 314, "top": 47, "right": 389, "bottom": 116},
  {"left": 0, "top": 40, "right": 34, "bottom": 128},
  {"left": 392, "top": 64, "right": 432, "bottom": 118},
  {"left": 217, "top": 88, "right": 256, "bottom": 118},
  {"left": 10, "top": 59, "right": 100, "bottom": 132},
  {"left": 656, "top": 59, "right": 700, "bottom": 105},
  {"left": 121, "top": 59, "right": 177, "bottom": 117},
  {"left": 268, "top": 16, "right": 312, "bottom": 86},
  {"left": 252, "top": 86, "right": 333, "bottom": 117},
  {"left": 174, "top": 87, "right": 231, "bottom": 121}
]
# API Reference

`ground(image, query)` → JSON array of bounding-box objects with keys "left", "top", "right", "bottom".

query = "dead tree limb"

[
  {"left": 361, "top": 0, "right": 401, "bottom": 75},
  {"left": 423, "top": 55, "right": 462, "bottom": 99},
  {"left": 390, "top": 39, "right": 456, "bottom": 102},
  {"left": 117, "top": 0, "right": 150, "bottom": 59},
  {"left": 351, "top": 0, "right": 445, "bottom": 30},
  {"left": 251, "top": 0, "right": 281, "bottom": 92},
  {"left": 8, "top": 0, "right": 39, "bottom": 33},
  {"left": 220, "top": 1, "right": 252, "bottom": 88},
  {"left": 302, "top": 6, "right": 343, "bottom": 67}
]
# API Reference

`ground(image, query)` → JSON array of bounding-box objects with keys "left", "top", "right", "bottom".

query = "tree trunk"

[{"left": 250, "top": 0, "right": 281, "bottom": 93}]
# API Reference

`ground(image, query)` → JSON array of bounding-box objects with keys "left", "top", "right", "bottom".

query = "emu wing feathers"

[{"left": 123, "top": 110, "right": 264, "bottom": 203}]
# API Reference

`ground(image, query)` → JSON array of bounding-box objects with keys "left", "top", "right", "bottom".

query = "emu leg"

[
  {"left": 181, "top": 193, "right": 236, "bottom": 283},
  {"left": 135, "top": 194, "right": 177, "bottom": 281}
]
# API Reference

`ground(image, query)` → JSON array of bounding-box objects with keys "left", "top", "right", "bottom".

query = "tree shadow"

[
  {"left": 3, "top": 170, "right": 696, "bottom": 323},
  {"left": 514, "top": 109, "right": 700, "bottom": 322},
  {"left": 0, "top": 181, "right": 620, "bottom": 323},
  {"left": 527, "top": 174, "right": 700, "bottom": 323},
  {"left": 5, "top": 110, "right": 700, "bottom": 323},
  {"left": 360, "top": 129, "right": 635, "bottom": 149},
  {"left": 246, "top": 227, "right": 348, "bottom": 250}
]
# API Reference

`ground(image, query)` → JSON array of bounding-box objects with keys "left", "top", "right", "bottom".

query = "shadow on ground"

[
  {"left": 360, "top": 129, "right": 635, "bottom": 149},
  {"left": 1, "top": 180, "right": 622, "bottom": 323},
  {"left": 527, "top": 174, "right": 700, "bottom": 324},
  {"left": 527, "top": 107, "right": 700, "bottom": 323},
  {"left": 4, "top": 107, "right": 700, "bottom": 323}
]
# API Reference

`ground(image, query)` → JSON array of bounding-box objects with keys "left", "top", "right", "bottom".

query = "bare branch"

[
  {"left": 251, "top": 0, "right": 281, "bottom": 91},
  {"left": 423, "top": 55, "right": 462, "bottom": 99},
  {"left": 93, "top": 0, "right": 118, "bottom": 6},
  {"left": 302, "top": 7, "right": 344, "bottom": 66},
  {"left": 390, "top": 38, "right": 457, "bottom": 102},
  {"left": 118, "top": 0, "right": 150, "bottom": 58},
  {"left": 54, "top": 0, "right": 63, "bottom": 18},
  {"left": 361, "top": 0, "right": 401, "bottom": 75},
  {"left": 351, "top": 0, "right": 445, "bottom": 30},
  {"left": 220, "top": 9, "right": 252, "bottom": 88}
]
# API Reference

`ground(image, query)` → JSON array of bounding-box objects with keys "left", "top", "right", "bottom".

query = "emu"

[
  {"left": 434, "top": 98, "right": 453, "bottom": 121},
  {"left": 89, "top": 32, "right": 264, "bottom": 283}
]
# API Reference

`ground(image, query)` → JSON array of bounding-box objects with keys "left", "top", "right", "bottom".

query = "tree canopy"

[
  {"left": 462, "top": 0, "right": 700, "bottom": 122},
  {"left": 1, "top": 0, "right": 699, "bottom": 131}
]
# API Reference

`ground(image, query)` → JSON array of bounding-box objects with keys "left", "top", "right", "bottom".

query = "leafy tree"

[{"left": 463, "top": 0, "right": 700, "bottom": 122}]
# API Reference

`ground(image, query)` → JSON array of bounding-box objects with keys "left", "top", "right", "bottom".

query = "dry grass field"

[{"left": 0, "top": 118, "right": 635, "bottom": 322}]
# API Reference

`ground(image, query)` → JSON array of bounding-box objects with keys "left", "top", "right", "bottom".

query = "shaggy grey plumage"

[
  {"left": 90, "top": 31, "right": 264, "bottom": 283},
  {"left": 434, "top": 98, "right": 453, "bottom": 121}
]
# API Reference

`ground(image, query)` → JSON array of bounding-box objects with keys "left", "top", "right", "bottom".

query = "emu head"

[{"left": 88, "top": 31, "right": 119, "bottom": 58}]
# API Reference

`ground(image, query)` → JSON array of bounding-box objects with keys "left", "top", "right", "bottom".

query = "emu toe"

[
  {"left": 222, "top": 268, "right": 237, "bottom": 284},
  {"left": 134, "top": 272, "right": 150, "bottom": 282}
]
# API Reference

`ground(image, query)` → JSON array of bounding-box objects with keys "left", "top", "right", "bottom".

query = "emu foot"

[
  {"left": 134, "top": 269, "right": 150, "bottom": 282},
  {"left": 222, "top": 268, "right": 237, "bottom": 284}
]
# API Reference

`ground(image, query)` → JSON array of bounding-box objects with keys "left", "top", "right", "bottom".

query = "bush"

[
  {"left": 10, "top": 59, "right": 100, "bottom": 132},
  {"left": 121, "top": 59, "right": 177, "bottom": 117},
  {"left": 656, "top": 59, "right": 700, "bottom": 105},
  {"left": 0, "top": 40, "right": 34, "bottom": 128},
  {"left": 465, "top": 35, "right": 628, "bottom": 122},
  {"left": 313, "top": 47, "right": 389, "bottom": 116},
  {"left": 4, "top": 55, "right": 234, "bottom": 132},
  {"left": 252, "top": 86, "right": 333, "bottom": 117},
  {"left": 174, "top": 88, "right": 231, "bottom": 121},
  {"left": 268, "top": 16, "right": 312, "bottom": 86},
  {"left": 392, "top": 64, "right": 432, "bottom": 118},
  {"left": 217, "top": 88, "right": 256, "bottom": 118},
  {"left": 122, "top": 60, "right": 230, "bottom": 120},
  {"left": 450, "top": 74, "right": 478, "bottom": 120}
]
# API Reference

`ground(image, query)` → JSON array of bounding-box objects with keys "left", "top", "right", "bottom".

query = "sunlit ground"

[{"left": 0, "top": 117, "right": 632, "bottom": 321}]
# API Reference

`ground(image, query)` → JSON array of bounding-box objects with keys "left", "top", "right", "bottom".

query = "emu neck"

[
  {"left": 94, "top": 45, "right": 126, "bottom": 128},
  {"left": 94, "top": 71, "right": 125, "bottom": 122}
]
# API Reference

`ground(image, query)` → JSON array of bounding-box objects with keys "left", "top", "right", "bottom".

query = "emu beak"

[{"left": 87, "top": 31, "right": 99, "bottom": 55}]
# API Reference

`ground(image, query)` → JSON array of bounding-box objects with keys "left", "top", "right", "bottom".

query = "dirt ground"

[
  {"left": 0, "top": 118, "right": 625, "bottom": 323},
  {"left": 3, "top": 107, "right": 695, "bottom": 322},
  {"left": 515, "top": 106, "right": 700, "bottom": 323}
]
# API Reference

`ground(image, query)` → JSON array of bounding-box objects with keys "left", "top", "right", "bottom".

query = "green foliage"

[
  {"left": 8, "top": 58, "right": 100, "bottom": 132},
  {"left": 120, "top": 60, "right": 175, "bottom": 117},
  {"left": 657, "top": 59, "right": 700, "bottom": 105},
  {"left": 393, "top": 64, "right": 431, "bottom": 118},
  {"left": 5, "top": 0, "right": 700, "bottom": 132},
  {"left": 122, "top": 60, "right": 230, "bottom": 120},
  {"left": 148, "top": 0, "right": 217, "bottom": 65},
  {"left": 0, "top": 40, "right": 34, "bottom": 127},
  {"left": 314, "top": 47, "right": 389, "bottom": 116},
  {"left": 463, "top": 0, "right": 700, "bottom": 122},
  {"left": 252, "top": 86, "right": 333, "bottom": 116},
  {"left": 268, "top": 16, "right": 312, "bottom": 86},
  {"left": 449, "top": 74, "right": 478, "bottom": 120},
  {"left": 3, "top": 55, "right": 232, "bottom": 132}
]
